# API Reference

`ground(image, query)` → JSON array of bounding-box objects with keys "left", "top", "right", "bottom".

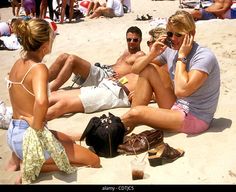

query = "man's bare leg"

[
  {"left": 47, "top": 89, "right": 85, "bottom": 120},
  {"left": 88, "top": 7, "right": 103, "bottom": 19},
  {"left": 48, "top": 53, "right": 70, "bottom": 82},
  {"left": 132, "top": 64, "right": 175, "bottom": 109},
  {"left": 121, "top": 64, "right": 177, "bottom": 133},
  {"left": 49, "top": 54, "right": 92, "bottom": 91}
]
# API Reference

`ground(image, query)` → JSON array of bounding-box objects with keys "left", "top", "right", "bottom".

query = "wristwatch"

[{"left": 177, "top": 57, "right": 187, "bottom": 64}]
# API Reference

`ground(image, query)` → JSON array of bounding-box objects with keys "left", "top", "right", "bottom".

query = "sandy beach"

[{"left": 1, "top": 0, "right": 236, "bottom": 186}]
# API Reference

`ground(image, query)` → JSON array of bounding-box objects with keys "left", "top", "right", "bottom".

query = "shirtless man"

[
  {"left": 46, "top": 26, "right": 145, "bottom": 120},
  {"left": 190, "top": 0, "right": 233, "bottom": 20}
]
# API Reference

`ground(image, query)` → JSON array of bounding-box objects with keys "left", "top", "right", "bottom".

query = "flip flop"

[
  {"left": 141, "top": 15, "right": 148, "bottom": 21},
  {"left": 136, "top": 15, "right": 142, "bottom": 21},
  {"left": 146, "top": 14, "right": 153, "bottom": 20}
]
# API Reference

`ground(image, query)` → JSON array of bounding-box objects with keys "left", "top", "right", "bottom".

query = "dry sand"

[{"left": 1, "top": 0, "right": 236, "bottom": 186}]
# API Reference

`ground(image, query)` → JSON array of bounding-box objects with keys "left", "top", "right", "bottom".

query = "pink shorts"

[{"left": 171, "top": 103, "right": 209, "bottom": 134}]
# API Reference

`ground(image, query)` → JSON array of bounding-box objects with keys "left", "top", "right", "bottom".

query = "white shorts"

[
  {"left": 79, "top": 79, "right": 130, "bottom": 113},
  {"left": 72, "top": 63, "right": 115, "bottom": 87}
]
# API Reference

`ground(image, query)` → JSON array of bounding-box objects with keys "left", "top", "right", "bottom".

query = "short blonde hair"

[
  {"left": 167, "top": 10, "right": 195, "bottom": 34},
  {"left": 149, "top": 27, "right": 166, "bottom": 41}
]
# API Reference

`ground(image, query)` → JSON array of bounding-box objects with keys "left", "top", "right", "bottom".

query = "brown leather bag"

[{"left": 117, "top": 129, "right": 163, "bottom": 155}]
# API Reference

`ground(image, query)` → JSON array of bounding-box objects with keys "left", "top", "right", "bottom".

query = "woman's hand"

[{"left": 19, "top": 115, "right": 44, "bottom": 131}]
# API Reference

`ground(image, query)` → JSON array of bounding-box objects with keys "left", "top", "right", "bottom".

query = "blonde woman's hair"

[
  {"left": 149, "top": 27, "right": 166, "bottom": 41},
  {"left": 13, "top": 18, "right": 52, "bottom": 52},
  {"left": 167, "top": 10, "right": 196, "bottom": 34}
]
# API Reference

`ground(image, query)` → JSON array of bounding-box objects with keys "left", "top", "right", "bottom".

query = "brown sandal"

[{"left": 148, "top": 143, "right": 184, "bottom": 166}]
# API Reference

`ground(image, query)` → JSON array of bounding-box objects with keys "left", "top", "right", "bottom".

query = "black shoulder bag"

[{"left": 80, "top": 112, "right": 125, "bottom": 158}]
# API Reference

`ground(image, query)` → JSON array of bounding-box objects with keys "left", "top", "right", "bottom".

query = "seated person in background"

[
  {"left": 88, "top": 0, "right": 124, "bottom": 19},
  {"left": 121, "top": 0, "right": 131, "bottom": 13},
  {"left": 86, "top": 0, "right": 106, "bottom": 16},
  {"left": 0, "top": 18, "right": 21, "bottom": 50},
  {"left": 121, "top": 10, "right": 220, "bottom": 135},
  {"left": 190, "top": 0, "right": 233, "bottom": 20},
  {"left": 0, "top": 21, "right": 11, "bottom": 37},
  {"left": 46, "top": 26, "right": 144, "bottom": 120}
]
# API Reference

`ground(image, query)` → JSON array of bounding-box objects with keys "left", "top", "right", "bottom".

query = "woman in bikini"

[{"left": 5, "top": 18, "right": 100, "bottom": 184}]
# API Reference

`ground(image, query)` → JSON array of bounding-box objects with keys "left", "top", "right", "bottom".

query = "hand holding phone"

[{"left": 164, "top": 36, "right": 172, "bottom": 48}]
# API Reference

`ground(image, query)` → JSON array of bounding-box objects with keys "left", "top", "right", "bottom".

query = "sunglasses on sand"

[
  {"left": 127, "top": 38, "right": 139, "bottom": 42},
  {"left": 167, "top": 31, "right": 183, "bottom": 38}
]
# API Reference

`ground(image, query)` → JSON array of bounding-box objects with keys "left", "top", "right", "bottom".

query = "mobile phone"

[{"left": 164, "top": 37, "right": 172, "bottom": 48}]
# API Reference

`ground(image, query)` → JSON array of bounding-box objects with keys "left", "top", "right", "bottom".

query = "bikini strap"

[
  {"left": 6, "top": 63, "right": 45, "bottom": 97},
  {"left": 20, "top": 63, "right": 41, "bottom": 84}
]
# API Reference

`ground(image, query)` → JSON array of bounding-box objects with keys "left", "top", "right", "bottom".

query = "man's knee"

[
  {"left": 59, "top": 53, "right": 70, "bottom": 62},
  {"left": 66, "top": 54, "right": 81, "bottom": 70},
  {"left": 140, "top": 64, "right": 157, "bottom": 77}
]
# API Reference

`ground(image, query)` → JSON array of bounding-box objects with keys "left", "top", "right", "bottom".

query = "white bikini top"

[{"left": 5, "top": 63, "right": 44, "bottom": 96}]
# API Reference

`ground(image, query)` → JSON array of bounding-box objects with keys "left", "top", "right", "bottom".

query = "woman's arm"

[{"left": 31, "top": 64, "right": 49, "bottom": 130}]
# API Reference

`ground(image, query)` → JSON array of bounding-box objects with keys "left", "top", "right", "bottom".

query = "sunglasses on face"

[
  {"left": 127, "top": 38, "right": 139, "bottom": 43},
  {"left": 167, "top": 31, "right": 183, "bottom": 38}
]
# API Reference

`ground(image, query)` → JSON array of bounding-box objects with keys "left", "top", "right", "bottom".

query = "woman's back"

[{"left": 7, "top": 58, "right": 48, "bottom": 119}]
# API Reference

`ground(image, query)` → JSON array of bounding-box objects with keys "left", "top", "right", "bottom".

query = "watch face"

[{"left": 182, "top": 57, "right": 187, "bottom": 63}]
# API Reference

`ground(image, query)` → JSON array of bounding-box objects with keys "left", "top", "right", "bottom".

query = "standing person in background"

[
  {"left": 5, "top": 18, "right": 100, "bottom": 184},
  {"left": 9, "top": 0, "right": 21, "bottom": 17},
  {"left": 60, "top": 0, "right": 75, "bottom": 23},
  {"left": 40, "top": 0, "right": 54, "bottom": 20},
  {"left": 21, "top": 0, "right": 36, "bottom": 17},
  {"left": 34, "top": 0, "right": 42, "bottom": 17}
]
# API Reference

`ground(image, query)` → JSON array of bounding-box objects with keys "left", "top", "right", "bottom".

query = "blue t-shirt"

[{"left": 158, "top": 42, "right": 220, "bottom": 124}]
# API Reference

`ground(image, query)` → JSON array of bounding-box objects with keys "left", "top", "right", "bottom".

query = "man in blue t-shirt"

[{"left": 121, "top": 10, "right": 220, "bottom": 135}]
